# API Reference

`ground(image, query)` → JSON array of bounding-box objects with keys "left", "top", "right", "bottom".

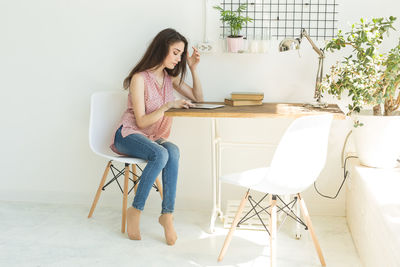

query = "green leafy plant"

[
  {"left": 214, "top": 4, "right": 253, "bottom": 37},
  {"left": 321, "top": 16, "right": 400, "bottom": 116}
]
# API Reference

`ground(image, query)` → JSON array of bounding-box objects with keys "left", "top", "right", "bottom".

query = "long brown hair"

[{"left": 123, "top": 28, "right": 188, "bottom": 89}]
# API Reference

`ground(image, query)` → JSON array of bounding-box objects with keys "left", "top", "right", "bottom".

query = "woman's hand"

[
  {"left": 166, "top": 99, "right": 195, "bottom": 109},
  {"left": 187, "top": 46, "right": 200, "bottom": 71}
]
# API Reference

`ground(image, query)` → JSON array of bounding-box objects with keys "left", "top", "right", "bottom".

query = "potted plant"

[
  {"left": 321, "top": 16, "right": 400, "bottom": 168},
  {"left": 214, "top": 4, "right": 253, "bottom": 53}
]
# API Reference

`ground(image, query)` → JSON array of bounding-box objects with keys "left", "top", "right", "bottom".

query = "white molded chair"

[
  {"left": 87, "top": 91, "right": 163, "bottom": 233},
  {"left": 218, "top": 114, "right": 333, "bottom": 267}
]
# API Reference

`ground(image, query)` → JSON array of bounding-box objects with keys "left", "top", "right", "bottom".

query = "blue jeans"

[{"left": 114, "top": 127, "right": 179, "bottom": 214}]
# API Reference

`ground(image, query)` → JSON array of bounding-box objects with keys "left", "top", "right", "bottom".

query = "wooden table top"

[{"left": 165, "top": 102, "right": 346, "bottom": 119}]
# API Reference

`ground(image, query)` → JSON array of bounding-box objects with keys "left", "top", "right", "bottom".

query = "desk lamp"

[{"left": 279, "top": 29, "right": 327, "bottom": 108}]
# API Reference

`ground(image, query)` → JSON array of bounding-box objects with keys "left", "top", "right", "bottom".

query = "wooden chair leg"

[
  {"left": 218, "top": 190, "right": 250, "bottom": 262},
  {"left": 269, "top": 195, "right": 277, "bottom": 267},
  {"left": 121, "top": 164, "right": 130, "bottom": 233},
  {"left": 155, "top": 177, "right": 163, "bottom": 200},
  {"left": 297, "top": 193, "right": 326, "bottom": 267},
  {"left": 295, "top": 196, "right": 302, "bottom": 239},
  {"left": 88, "top": 161, "right": 111, "bottom": 218},
  {"left": 131, "top": 164, "right": 138, "bottom": 195}
]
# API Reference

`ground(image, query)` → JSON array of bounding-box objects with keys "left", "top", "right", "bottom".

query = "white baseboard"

[{"left": 0, "top": 189, "right": 212, "bottom": 212}]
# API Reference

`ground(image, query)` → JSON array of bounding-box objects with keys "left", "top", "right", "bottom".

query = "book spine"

[{"left": 231, "top": 95, "right": 264, "bottom": 101}]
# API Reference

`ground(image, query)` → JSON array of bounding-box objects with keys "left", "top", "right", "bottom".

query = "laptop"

[{"left": 190, "top": 103, "right": 225, "bottom": 109}]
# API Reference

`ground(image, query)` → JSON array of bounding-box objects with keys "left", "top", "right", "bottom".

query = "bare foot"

[
  {"left": 127, "top": 207, "right": 141, "bottom": 240},
  {"left": 159, "top": 214, "right": 177, "bottom": 245}
]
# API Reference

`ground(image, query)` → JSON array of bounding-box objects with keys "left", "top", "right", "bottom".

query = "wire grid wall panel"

[{"left": 217, "top": 0, "right": 338, "bottom": 40}]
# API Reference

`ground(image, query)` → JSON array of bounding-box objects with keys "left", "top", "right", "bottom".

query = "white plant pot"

[
  {"left": 226, "top": 36, "right": 244, "bottom": 53},
  {"left": 352, "top": 113, "right": 400, "bottom": 168}
]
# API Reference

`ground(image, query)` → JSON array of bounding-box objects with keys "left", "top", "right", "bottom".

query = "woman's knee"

[
  {"left": 164, "top": 142, "right": 180, "bottom": 161},
  {"left": 150, "top": 145, "right": 169, "bottom": 166}
]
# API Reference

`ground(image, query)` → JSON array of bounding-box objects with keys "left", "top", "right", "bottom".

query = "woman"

[{"left": 110, "top": 28, "right": 203, "bottom": 245}]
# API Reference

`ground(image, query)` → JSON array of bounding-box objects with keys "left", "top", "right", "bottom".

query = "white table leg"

[
  {"left": 209, "top": 118, "right": 223, "bottom": 233},
  {"left": 216, "top": 118, "right": 223, "bottom": 219}
]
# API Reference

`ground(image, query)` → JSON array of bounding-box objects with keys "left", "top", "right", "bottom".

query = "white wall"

[{"left": 1, "top": 0, "right": 399, "bottom": 216}]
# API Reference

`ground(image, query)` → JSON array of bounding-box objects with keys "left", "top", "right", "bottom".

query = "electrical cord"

[
  {"left": 341, "top": 130, "right": 353, "bottom": 168},
  {"left": 314, "top": 155, "right": 358, "bottom": 199},
  {"left": 315, "top": 126, "right": 399, "bottom": 199}
]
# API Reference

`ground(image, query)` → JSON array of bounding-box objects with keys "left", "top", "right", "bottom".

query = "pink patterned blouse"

[{"left": 110, "top": 70, "right": 174, "bottom": 154}]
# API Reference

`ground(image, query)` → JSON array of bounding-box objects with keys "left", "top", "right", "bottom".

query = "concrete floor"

[{"left": 0, "top": 201, "right": 362, "bottom": 267}]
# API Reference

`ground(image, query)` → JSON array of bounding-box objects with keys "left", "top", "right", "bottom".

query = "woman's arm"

[
  {"left": 172, "top": 47, "right": 204, "bottom": 102},
  {"left": 130, "top": 74, "right": 192, "bottom": 129}
]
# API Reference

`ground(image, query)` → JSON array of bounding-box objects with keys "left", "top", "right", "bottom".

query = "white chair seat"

[
  {"left": 221, "top": 167, "right": 304, "bottom": 195},
  {"left": 220, "top": 167, "right": 270, "bottom": 189},
  {"left": 94, "top": 150, "right": 147, "bottom": 165}
]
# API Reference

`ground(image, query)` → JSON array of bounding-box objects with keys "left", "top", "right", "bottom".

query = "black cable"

[{"left": 313, "top": 156, "right": 358, "bottom": 199}]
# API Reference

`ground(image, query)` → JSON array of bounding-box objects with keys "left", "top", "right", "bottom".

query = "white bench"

[{"left": 346, "top": 159, "right": 400, "bottom": 267}]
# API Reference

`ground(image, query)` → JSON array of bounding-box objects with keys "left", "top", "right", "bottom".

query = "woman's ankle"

[
  {"left": 130, "top": 206, "right": 142, "bottom": 214},
  {"left": 160, "top": 213, "right": 172, "bottom": 218},
  {"left": 159, "top": 214, "right": 177, "bottom": 245}
]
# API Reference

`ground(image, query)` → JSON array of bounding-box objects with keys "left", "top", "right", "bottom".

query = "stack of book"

[{"left": 224, "top": 92, "right": 264, "bottom": 106}]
